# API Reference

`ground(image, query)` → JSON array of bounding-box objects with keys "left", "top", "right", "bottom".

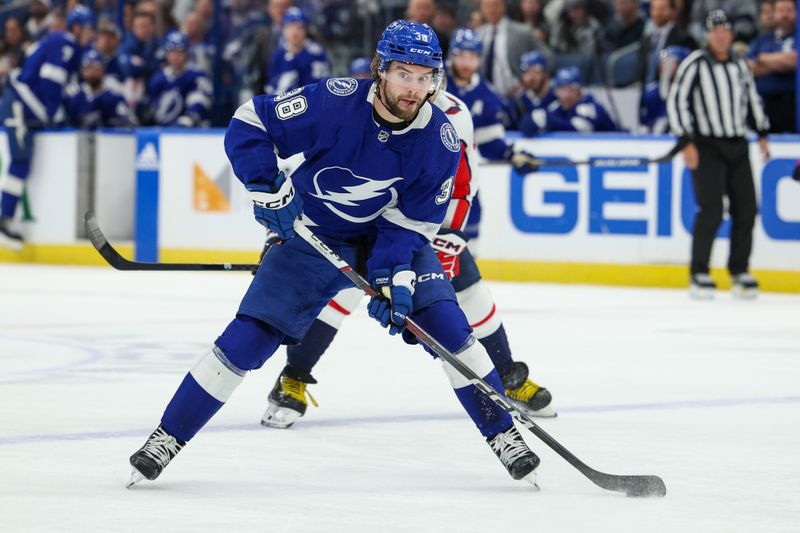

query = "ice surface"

[{"left": 1, "top": 264, "right": 799, "bottom": 532}]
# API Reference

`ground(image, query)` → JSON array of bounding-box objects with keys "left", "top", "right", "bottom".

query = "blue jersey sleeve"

[
  {"left": 103, "top": 91, "right": 137, "bottom": 127},
  {"left": 38, "top": 37, "right": 78, "bottom": 121},
  {"left": 472, "top": 86, "right": 512, "bottom": 160},
  {"left": 225, "top": 82, "right": 323, "bottom": 188},
  {"left": 183, "top": 72, "right": 212, "bottom": 124}
]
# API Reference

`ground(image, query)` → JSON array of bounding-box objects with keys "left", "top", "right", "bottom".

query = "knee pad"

[
  {"left": 317, "top": 287, "right": 363, "bottom": 329},
  {"left": 440, "top": 336, "right": 496, "bottom": 389},
  {"left": 456, "top": 281, "right": 501, "bottom": 338},
  {"left": 215, "top": 315, "right": 284, "bottom": 371}
]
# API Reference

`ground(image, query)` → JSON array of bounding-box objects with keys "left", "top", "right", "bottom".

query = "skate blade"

[
  {"left": 732, "top": 286, "right": 758, "bottom": 300},
  {"left": 689, "top": 285, "right": 714, "bottom": 300},
  {"left": 126, "top": 468, "right": 145, "bottom": 489},
  {"left": 522, "top": 469, "right": 540, "bottom": 491},
  {"left": 261, "top": 405, "right": 301, "bottom": 429},
  {"left": 510, "top": 399, "right": 558, "bottom": 419},
  {"left": 0, "top": 235, "right": 23, "bottom": 251}
]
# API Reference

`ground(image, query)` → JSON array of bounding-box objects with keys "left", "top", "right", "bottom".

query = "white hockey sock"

[
  {"left": 440, "top": 337, "right": 496, "bottom": 389},
  {"left": 189, "top": 346, "right": 247, "bottom": 402},
  {"left": 456, "top": 281, "right": 502, "bottom": 339}
]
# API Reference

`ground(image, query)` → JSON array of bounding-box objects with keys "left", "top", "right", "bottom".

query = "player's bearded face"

[{"left": 380, "top": 64, "right": 434, "bottom": 121}]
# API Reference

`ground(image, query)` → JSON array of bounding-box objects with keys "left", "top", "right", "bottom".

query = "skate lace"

[
  {"left": 506, "top": 379, "right": 540, "bottom": 402},
  {"left": 490, "top": 429, "right": 530, "bottom": 466},
  {"left": 282, "top": 376, "right": 318, "bottom": 407},
  {"left": 142, "top": 429, "right": 183, "bottom": 466}
]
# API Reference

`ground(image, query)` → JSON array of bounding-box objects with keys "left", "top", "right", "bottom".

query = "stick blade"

[
  {"left": 84, "top": 210, "right": 108, "bottom": 251},
  {"left": 591, "top": 471, "right": 667, "bottom": 497}
]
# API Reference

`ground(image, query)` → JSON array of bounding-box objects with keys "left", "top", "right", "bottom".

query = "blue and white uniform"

[
  {"left": 265, "top": 40, "right": 331, "bottom": 95},
  {"left": 147, "top": 67, "right": 212, "bottom": 127},
  {"left": 0, "top": 7, "right": 92, "bottom": 224},
  {"left": 639, "top": 47, "right": 690, "bottom": 134},
  {"left": 65, "top": 83, "right": 136, "bottom": 128}
]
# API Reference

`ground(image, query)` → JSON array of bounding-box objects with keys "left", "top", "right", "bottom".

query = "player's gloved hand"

[
  {"left": 431, "top": 232, "right": 468, "bottom": 280},
  {"left": 367, "top": 265, "right": 415, "bottom": 336},
  {"left": 246, "top": 172, "right": 303, "bottom": 239},
  {"left": 510, "top": 147, "right": 542, "bottom": 174}
]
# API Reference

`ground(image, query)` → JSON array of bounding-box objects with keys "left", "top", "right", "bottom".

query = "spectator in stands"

[
  {"left": 637, "top": 0, "right": 696, "bottom": 85},
  {"left": 119, "top": 9, "right": 160, "bottom": 90},
  {"left": 688, "top": 1, "right": 758, "bottom": 44},
  {"left": 432, "top": 3, "right": 458, "bottom": 45},
  {"left": 747, "top": 0, "right": 797, "bottom": 133},
  {"left": 95, "top": 20, "right": 124, "bottom": 93},
  {"left": 407, "top": 0, "right": 450, "bottom": 57},
  {"left": 511, "top": 50, "right": 556, "bottom": 130},
  {"left": 549, "top": 0, "right": 604, "bottom": 56},
  {"left": 221, "top": 0, "right": 270, "bottom": 104},
  {"left": 348, "top": 57, "right": 372, "bottom": 79},
  {"left": 757, "top": 0, "right": 777, "bottom": 35},
  {"left": 604, "top": 0, "right": 645, "bottom": 51},
  {"left": 521, "top": 67, "right": 618, "bottom": 135},
  {"left": 477, "top": 0, "right": 550, "bottom": 97},
  {"left": 265, "top": 7, "right": 329, "bottom": 95},
  {"left": 183, "top": 10, "right": 214, "bottom": 75},
  {"left": 0, "top": 17, "right": 28, "bottom": 92},
  {"left": 639, "top": 45, "right": 690, "bottom": 132},
  {"left": 518, "top": 0, "right": 549, "bottom": 43},
  {"left": 65, "top": 48, "right": 137, "bottom": 128},
  {"left": 147, "top": 31, "right": 212, "bottom": 127},
  {"left": 25, "top": 0, "right": 54, "bottom": 42}
]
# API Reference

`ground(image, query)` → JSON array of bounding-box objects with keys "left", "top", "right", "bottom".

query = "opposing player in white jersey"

[{"left": 261, "top": 78, "right": 557, "bottom": 430}]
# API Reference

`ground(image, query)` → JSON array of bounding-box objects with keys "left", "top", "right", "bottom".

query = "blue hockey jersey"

[
  {"left": 8, "top": 31, "right": 81, "bottom": 124},
  {"left": 512, "top": 87, "right": 556, "bottom": 130},
  {"left": 118, "top": 35, "right": 160, "bottom": 81},
  {"left": 265, "top": 40, "right": 331, "bottom": 95},
  {"left": 521, "top": 94, "right": 618, "bottom": 135},
  {"left": 639, "top": 81, "right": 669, "bottom": 133},
  {"left": 147, "top": 66, "right": 212, "bottom": 126},
  {"left": 446, "top": 73, "right": 511, "bottom": 161},
  {"left": 65, "top": 82, "right": 136, "bottom": 128},
  {"left": 225, "top": 78, "right": 461, "bottom": 275}
]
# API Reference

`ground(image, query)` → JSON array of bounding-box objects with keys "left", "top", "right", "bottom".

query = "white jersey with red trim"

[{"left": 432, "top": 91, "right": 479, "bottom": 233}]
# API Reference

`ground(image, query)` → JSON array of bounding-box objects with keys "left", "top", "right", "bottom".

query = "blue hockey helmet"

[
  {"left": 376, "top": 20, "right": 443, "bottom": 72},
  {"left": 163, "top": 31, "right": 189, "bottom": 52},
  {"left": 66, "top": 5, "right": 96, "bottom": 29},
  {"left": 81, "top": 48, "right": 104, "bottom": 68},
  {"left": 660, "top": 46, "right": 690, "bottom": 65},
  {"left": 449, "top": 28, "right": 483, "bottom": 55},
  {"left": 349, "top": 57, "right": 372, "bottom": 77},
  {"left": 551, "top": 67, "right": 582, "bottom": 89},
  {"left": 282, "top": 7, "right": 309, "bottom": 27},
  {"left": 520, "top": 50, "right": 547, "bottom": 72}
]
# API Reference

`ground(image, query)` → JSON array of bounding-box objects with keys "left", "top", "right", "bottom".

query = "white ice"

[{"left": 1, "top": 264, "right": 799, "bottom": 532}]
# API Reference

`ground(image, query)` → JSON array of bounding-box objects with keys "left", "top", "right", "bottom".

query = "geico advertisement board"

[
  {"left": 479, "top": 135, "right": 800, "bottom": 271},
  {"left": 0, "top": 130, "right": 79, "bottom": 243}
]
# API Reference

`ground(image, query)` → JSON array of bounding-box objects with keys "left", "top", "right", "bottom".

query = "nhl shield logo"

[
  {"left": 440, "top": 122, "right": 461, "bottom": 153},
  {"left": 326, "top": 77, "right": 359, "bottom": 96},
  {"left": 377, "top": 130, "right": 390, "bottom": 142}
]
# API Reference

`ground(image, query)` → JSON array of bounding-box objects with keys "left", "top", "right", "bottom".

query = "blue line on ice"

[{"left": 1, "top": 395, "right": 798, "bottom": 446}]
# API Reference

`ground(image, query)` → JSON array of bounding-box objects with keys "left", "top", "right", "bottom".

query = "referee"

[{"left": 667, "top": 9, "right": 770, "bottom": 299}]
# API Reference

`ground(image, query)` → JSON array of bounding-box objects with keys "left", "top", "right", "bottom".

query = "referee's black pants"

[{"left": 690, "top": 137, "right": 757, "bottom": 276}]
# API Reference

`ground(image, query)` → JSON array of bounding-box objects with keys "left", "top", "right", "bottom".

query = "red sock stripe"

[
  {"left": 327, "top": 300, "right": 351, "bottom": 316},
  {"left": 470, "top": 304, "right": 496, "bottom": 328}
]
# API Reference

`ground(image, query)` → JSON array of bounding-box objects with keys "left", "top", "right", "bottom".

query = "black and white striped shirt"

[{"left": 667, "top": 49, "right": 770, "bottom": 139}]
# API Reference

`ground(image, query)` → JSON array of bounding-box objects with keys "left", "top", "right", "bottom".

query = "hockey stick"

[
  {"left": 293, "top": 219, "right": 666, "bottom": 497},
  {"left": 84, "top": 211, "right": 259, "bottom": 272},
  {"left": 486, "top": 139, "right": 687, "bottom": 169}
]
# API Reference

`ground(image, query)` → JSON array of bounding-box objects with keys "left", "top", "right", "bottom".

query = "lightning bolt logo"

[{"left": 311, "top": 166, "right": 403, "bottom": 223}]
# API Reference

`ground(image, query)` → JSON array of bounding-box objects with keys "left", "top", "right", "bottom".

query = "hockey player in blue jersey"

[
  {"left": 265, "top": 7, "right": 331, "bottom": 95},
  {"left": 512, "top": 51, "right": 556, "bottom": 130},
  {"left": 261, "top": 82, "right": 556, "bottom": 432},
  {"left": 0, "top": 5, "right": 95, "bottom": 249},
  {"left": 444, "top": 28, "right": 539, "bottom": 240},
  {"left": 521, "top": 67, "right": 618, "bottom": 136},
  {"left": 127, "top": 20, "right": 541, "bottom": 489},
  {"left": 146, "top": 31, "right": 212, "bottom": 127},
  {"left": 65, "top": 49, "right": 137, "bottom": 129},
  {"left": 639, "top": 46, "right": 690, "bottom": 134}
]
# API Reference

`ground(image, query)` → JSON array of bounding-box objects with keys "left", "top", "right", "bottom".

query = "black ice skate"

[
  {"left": 487, "top": 425, "right": 540, "bottom": 487},
  {"left": 127, "top": 425, "right": 186, "bottom": 488},
  {"left": 0, "top": 217, "right": 23, "bottom": 250},
  {"left": 690, "top": 273, "right": 716, "bottom": 300},
  {"left": 501, "top": 362, "right": 557, "bottom": 418},
  {"left": 731, "top": 272, "right": 758, "bottom": 299},
  {"left": 261, "top": 366, "right": 318, "bottom": 429}
]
